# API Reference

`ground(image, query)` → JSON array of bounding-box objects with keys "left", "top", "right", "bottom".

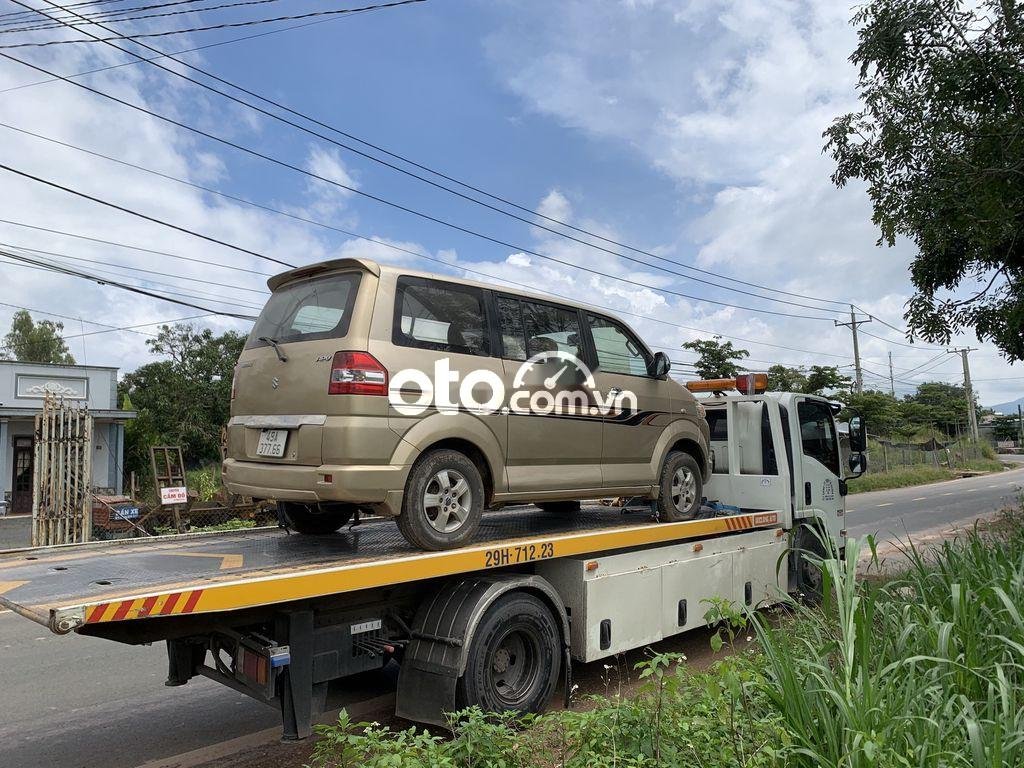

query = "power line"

[
  {"left": 0, "top": 244, "right": 266, "bottom": 309},
  {"left": 0, "top": 240, "right": 269, "bottom": 295},
  {"left": 0, "top": 124, "right": 919, "bottom": 368},
  {"left": 1, "top": 0, "right": 286, "bottom": 31},
  {"left": 0, "top": 7, "right": 376, "bottom": 93},
  {"left": 0, "top": 248, "right": 257, "bottom": 319},
  {"left": 0, "top": 53, "right": 839, "bottom": 322},
  {"left": 0, "top": 0, "right": 131, "bottom": 22},
  {"left": 0, "top": 216, "right": 274, "bottom": 276},
  {"left": 0, "top": 0, "right": 427, "bottom": 47},
  {"left": 0, "top": 120, "right": 867, "bottom": 365},
  {"left": 0, "top": 162, "right": 295, "bottom": 268},
  {"left": 62, "top": 313, "right": 220, "bottom": 338},
  {"left": 16, "top": 0, "right": 853, "bottom": 317}
]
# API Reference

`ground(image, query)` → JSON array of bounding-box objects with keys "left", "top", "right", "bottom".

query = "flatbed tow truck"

[{"left": 0, "top": 379, "right": 866, "bottom": 739}]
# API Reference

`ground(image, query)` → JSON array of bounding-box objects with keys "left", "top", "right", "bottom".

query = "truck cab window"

[{"left": 797, "top": 400, "right": 839, "bottom": 476}]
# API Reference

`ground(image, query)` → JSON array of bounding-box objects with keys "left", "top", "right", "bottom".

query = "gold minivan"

[{"left": 224, "top": 258, "right": 711, "bottom": 550}]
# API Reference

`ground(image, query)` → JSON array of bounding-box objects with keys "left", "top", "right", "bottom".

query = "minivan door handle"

[{"left": 804, "top": 481, "right": 812, "bottom": 505}]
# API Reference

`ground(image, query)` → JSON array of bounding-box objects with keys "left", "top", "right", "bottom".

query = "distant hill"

[{"left": 990, "top": 396, "right": 1024, "bottom": 414}]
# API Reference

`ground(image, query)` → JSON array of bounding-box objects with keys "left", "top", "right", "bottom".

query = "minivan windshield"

[{"left": 246, "top": 273, "right": 360, "bottom": 348}]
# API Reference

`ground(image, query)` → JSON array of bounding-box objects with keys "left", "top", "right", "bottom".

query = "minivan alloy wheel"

[
  {"left": 424, "top": 469, "right": 473, "bottom": 533},
  {"left": 671, "top": 466, "right": 697, "bottom": 511}
]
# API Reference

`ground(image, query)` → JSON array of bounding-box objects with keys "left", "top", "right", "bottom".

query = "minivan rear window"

[{"left": 246, "top": 272, "right": 360, "bottom": 348}]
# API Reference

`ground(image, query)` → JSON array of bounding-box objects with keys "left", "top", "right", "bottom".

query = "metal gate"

[{"left": 32, "top": 395, "right": 94, "bottom": 546}]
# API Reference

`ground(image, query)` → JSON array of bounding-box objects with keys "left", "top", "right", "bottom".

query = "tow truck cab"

[{"left": 691, "top": 373, "right": 868, "bottom": 566}]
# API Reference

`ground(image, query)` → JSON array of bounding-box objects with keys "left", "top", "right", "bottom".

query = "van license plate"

[{"left": 256, "top": 429, "right": 288, "bottom": 457}]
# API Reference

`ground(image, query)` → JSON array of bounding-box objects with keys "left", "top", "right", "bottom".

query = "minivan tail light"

[
  {"left": 329, "top": 351, "right": 388, "bottom": 395},
  {"left": 231, "top": 366, "right": 238, "bottom": 401}
]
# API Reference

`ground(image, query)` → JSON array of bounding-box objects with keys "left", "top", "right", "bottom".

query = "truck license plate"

[{"left": 256, "top": 429, "right": 288, "bottom": 457}]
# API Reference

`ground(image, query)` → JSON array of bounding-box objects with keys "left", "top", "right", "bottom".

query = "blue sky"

[{"left": 0, "top": 0, "right": 1020, "bottom": 405}]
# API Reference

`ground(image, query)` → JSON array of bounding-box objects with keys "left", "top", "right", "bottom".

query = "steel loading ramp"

[{"left": 0, "top": 506, "right": 781, "bottom": 634}]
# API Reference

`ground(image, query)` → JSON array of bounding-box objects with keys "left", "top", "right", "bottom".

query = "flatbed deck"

[{"left": 0, "top": 506, "right": 780, "bottom": 634}]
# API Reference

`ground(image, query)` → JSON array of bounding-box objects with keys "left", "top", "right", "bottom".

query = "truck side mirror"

[
  {"left": 848, "top": 451, "right": 867, "bottom": 478},
  {"left": 649, "top": 351, "right": 671, "bottom": 379},
  {"left": 848, "top": 414, "right": 867, "bottom": 453}
]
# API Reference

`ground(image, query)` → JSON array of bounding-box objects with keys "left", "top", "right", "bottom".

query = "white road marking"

[
  {"left": 964, "top": 488, "right": 976, "bottom": 493},
  {"left": 912, "top": 497, "right": 927, "bottom": 501},
  {"left": 942, "top": 492, "right": 954, "bottom": 496},
  {"left": 876, "top": 502, "right": 894, "bottom": 507},
  {"left": 988, "top": 484, "right": 998, "bottom": 488}
]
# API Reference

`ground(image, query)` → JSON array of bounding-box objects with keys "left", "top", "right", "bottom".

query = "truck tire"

[
  {"left": 656, "top": 450, "right": 703, "bottom": 522},
  {"left": 536, "top": 500, "right": 581, "bottom": 514},
  {"left": 793, "top": 525, "right": 828, "bottom": 605},
  {"left": 455, "top": 592, "right": 561, "bottom": 715},
  {"left": 397, "top": 449, "right": 484, "bottom": 550},
  {"left": 280, "top": 502, "right": 352, "bottom": 534}
]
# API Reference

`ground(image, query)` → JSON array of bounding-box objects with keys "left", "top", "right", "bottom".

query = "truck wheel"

[
  {"left": 397, "top": 449, "right": 484, "bottom": 550},
  {"left": 537, "top": 500, "right": 581, "bottom": 514},
  {"left": 793, "top": 526, "right": 828, "bottom": 605},
  {"left": 280, "top": 502, "right": 352, "bottom": 534},
  {"left": 455, "top": 592, "right": 561, "bottom": 715},
  {"left": 656, "top": 451, "right": 703, "bottom": 522}
]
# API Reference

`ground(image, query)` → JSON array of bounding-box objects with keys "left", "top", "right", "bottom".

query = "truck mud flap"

[{"left": 396, "top": 574, "right": 568, "bottom": 727}]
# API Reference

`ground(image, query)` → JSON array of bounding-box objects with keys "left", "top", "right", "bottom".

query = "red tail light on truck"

[{"left": 328, "top": 351, "right": 388, "bottom": 396}]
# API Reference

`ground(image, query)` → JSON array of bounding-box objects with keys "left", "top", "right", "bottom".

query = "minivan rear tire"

[
  {"left": 656, "top": 451, "right": 703, "bottom": 522},
  {"left": 398, "top": 449, "right": 485, "bottom": 550},
  {"left": 280, "top": 501, "right": 353, "bottom": 534}
]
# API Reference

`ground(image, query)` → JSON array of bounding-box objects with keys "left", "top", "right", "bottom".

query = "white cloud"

[{"left": 483, "top": 0, "right": 1020, "bottom": 403}]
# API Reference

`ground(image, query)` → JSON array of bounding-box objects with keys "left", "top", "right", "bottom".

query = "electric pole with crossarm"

[{"left": 835, "top": 306, "right": 872, "bottom": 394}]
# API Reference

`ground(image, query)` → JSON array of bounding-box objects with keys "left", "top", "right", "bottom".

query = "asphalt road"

[
  {"left": 846, "top": 462, "right": 1024, "bottom": 543},
  {"left": 1, "top": 466, "right": 1021, "bottom": 768}
]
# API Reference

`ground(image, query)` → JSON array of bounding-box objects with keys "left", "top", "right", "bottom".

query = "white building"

[{"left": 0, "top": 361, "right": 135, "bottom": 516}]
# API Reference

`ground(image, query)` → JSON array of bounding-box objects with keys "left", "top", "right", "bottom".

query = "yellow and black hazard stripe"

[{"left": 85, "top": 589, "right": 204, "bottom": 624}]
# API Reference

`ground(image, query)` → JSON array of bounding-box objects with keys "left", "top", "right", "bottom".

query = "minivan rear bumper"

[{"left": 222, "top": 458, "right": 408, "bottom": 517}]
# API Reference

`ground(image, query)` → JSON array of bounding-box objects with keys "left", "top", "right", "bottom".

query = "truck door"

[{"left": 793, "top": 398, "right": 844, "bottom": 524}]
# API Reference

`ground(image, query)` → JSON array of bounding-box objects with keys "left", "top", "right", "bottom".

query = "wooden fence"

[{"left": 32, "top": 395, "right": 93, "bottom": 546}]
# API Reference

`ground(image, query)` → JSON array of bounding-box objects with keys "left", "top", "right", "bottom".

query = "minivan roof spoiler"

[{"left": 267, "top": 258, "right": 380, "bottom": 291}]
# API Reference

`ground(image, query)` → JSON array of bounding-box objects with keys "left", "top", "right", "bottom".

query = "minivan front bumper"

[{"left": 222, "top": 459, "right": 408, "bottom": 517}]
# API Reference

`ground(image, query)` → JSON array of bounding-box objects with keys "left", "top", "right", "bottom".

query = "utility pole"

[
  {"left": 948, "top": 347, "right": 979, "bottom": 442},
  {"left": 1018, "top": 403, "right": 1023, "bottom": 447},
  {"left": 835, "top": 306, "right": 872, "bottom": 394},
  {"left": 888, "top": 351, "right": 895, "bottom": 397}
]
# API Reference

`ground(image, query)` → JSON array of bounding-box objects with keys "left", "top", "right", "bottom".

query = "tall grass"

[{"left": 751, "top": 515, "right": 1024, "bottom": 767}]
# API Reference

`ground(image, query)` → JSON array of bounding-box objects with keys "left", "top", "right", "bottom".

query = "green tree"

[
  {"left": 909, "top": 381, "right": 971, "bottom": 434},
  {"left": 767, "top": 364, "right": 809, "bottom": 392},
  {"left": 120, "top": 324, "right": 245, "bottom": 481},
  {"left": 803, "top": 366, "right": 853, "bottom": 396},
  {"left": 844, "top": 390, "right": 902, "bottom": 436},
  {"left": 681, "top": 336, "right": 749, "bottom": 379},
  {"left": 826, "top": 0, "right": 1024, "bottom": 360},
  {"left": 991, "top": 413, "right": 1021, "bottom": 441},
  {"left": 1, "top": 309, "right": 75, "bottom": 364}
]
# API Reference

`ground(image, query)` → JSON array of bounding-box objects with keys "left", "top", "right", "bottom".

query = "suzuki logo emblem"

[{"left": 271, "top": 377, "right": 279, "bottom": 389}]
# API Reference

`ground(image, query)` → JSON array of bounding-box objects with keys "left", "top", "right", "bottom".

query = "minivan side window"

[
  {"left": 393, "top": 277, "right": 489, "bottom": 355},
  {"left": 521, "top": 300, "right": 583, "bottom": 359},
  {"left": 496, "top": 296, "right": 527, "bottom": 361},
  {"left": 247, "top": 272, "right": 360, "bottom": 348},
  {"left": 797, "top": 399, "right": 839, "bottom": 476},
  {"left": 587, "top": 314, "right": 652, "bottom": 376}
]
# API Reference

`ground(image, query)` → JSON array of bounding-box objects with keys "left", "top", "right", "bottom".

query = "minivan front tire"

[
  {"left": 656, "top": 451, "right": 703, "bottom": 522},
  {"left": 398, "top": 449, "right": 485, "bottom": 550}
]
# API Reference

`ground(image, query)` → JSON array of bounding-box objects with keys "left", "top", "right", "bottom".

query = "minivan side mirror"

[
  {"left": 848, "top": 414, "right": 867, "bottom": 453},
  {"left": 649, "top": 351, "right": 671, "bottom": 379}
]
